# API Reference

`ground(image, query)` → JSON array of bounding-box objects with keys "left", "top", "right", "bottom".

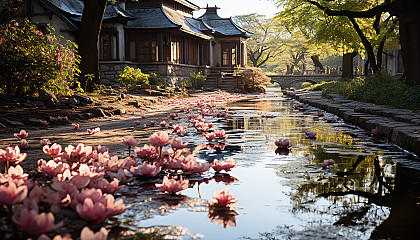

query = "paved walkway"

[{"left": 285, "top": 90, "right": 420, "bottom": 157}]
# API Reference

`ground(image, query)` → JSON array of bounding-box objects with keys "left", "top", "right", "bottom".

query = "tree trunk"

[
  {"left": 398, "top": 0, "right": 420, "bottom": 86},
  {"left": 341, "top": 51, "right": 357, "bottom": 78},
  {"left": 77, "top": 0, "right": 107, "bottom": 92},
  {"left": 348, "top": 17, "right": 379, "bottom": 74}
]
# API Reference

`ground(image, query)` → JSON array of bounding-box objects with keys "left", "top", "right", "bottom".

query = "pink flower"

[
  {"left": 18, "top": 139, "right": 29, "bottom": 149},
  {"left": 14, "top": 129, "right": 28, "bottom": 139},
  {"left": 75, "top": 194, "right": 130, "bottom": 224},
  {"left": 38, "top": 159, "right": 68, "bottom": 177},
  {"left": 7, "top": 165, "right": 28, "bottom": 181},
  {"left": 150, "top": 120, "right": 156, "bottom": 126},
  {"left": 63, "top": 144, "right": 92, "bottom": 163},
  {"left": 0, "top": 180, "right": 28, "bottom": 205},
  {"left": 134, "top": 120, "right": 141, "bottom": 125},
  {"left": 122, "top": 136, "right": 138, "bottom": 148},
  {"left": 72, "top": 123, "right": 79, "bottom": 130},
  {"left": 13, "top": 21, "right": 18, "bottom": 27},
  {"left": 321, "top": 159, "right": 335, "bottom": 169},
  {"left": 171, "top": 137, "right": 188, "bottom": 149},
  {"left": 214, "top": 129, "right": 227, "bottom": 139},
  {"left": 210, "top": 188, "right": 238, "bottom": 208},
  {"left": 40, "top": 120, "right": 49, "bottom": 126},
  {"left": 211, "top": 158, "right": 237, "bottom": 172},
  {"left": 204, "top": 132, "right": 216, "bottom": 141},
  {"left": 274, "top": 139, "right": 291, "bottom": 149},
  {"left": 0, "top": 146, "right": 27, "bottom": 164},
  {"left": 43, "top": 143, "right": 63, "bottom": 158},
  {"left": 134, "top": 144, "right": 158, "bottom": 159},
  {"left": 150, "top": 131, "right": 172, "bottom": 147},
  {"left": 155, "top": 176, "right": 189, "bottom": 194},
  {"left": 87, "top": 127, "right": 100, "bottom": 134},
  {"left": 89, "top": 178, "right": 123, "bottom": 194},
  {"left": 159, "top": 121, "right": 167, "bottom": 127},
  {"left": 12, "top": 208, "right": 63, "bottom": 235},
  {"left": 305, "top": 130, "right": 317, "bottom": 138},
  {"left": 80, "top": 226, "right": 109, "bottom": 240},
  {"left": 137, "top": 161, "right": 161, "bottom": 176},
  {"left": 183, "top": 160, "right": 210, "bottom": 174},
  {"left": 40, "top": 138, "right": 51, "bottom": 146},
  {"left": 326, "top": 118, "right": 337, "bottom": 123}
]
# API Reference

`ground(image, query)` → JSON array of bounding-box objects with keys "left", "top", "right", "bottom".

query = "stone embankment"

[{"left": 285, "top": 90, "right": 420, "bottom": 157}]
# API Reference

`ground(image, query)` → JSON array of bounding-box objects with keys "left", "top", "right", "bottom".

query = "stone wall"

[
  {"left": 99, "top": 61, "right": 211, "bottom": 86},
  {"left": 269, "top": 74, "right": 341, "bottom": 89}
]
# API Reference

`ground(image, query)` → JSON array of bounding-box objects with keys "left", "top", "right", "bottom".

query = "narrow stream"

[{"left": 116, "top": 88, "right": 420, "bottom": 239}]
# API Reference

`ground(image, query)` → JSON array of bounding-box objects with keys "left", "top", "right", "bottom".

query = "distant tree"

[
  {"left": 233, "top": 14, "right": 285, "bottom": 68},
  {"left": 277, "top": 0, "right": 419, "bottom": 85},
  {"left": 276, "top": 0, "right": 399, "bottom": 79}
]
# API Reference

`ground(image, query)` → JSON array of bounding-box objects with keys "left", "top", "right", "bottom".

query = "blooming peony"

[
  {"left": 210, "top": 188, "right": 238, "bottom": 208},
  {"left": 80, "top": 226, "right": 109, "bottom": 240},
  {"left": 274, "top": 139, "right": 291, "bottom": 149},
  {"left": 14, "top": 129, "right": 28, "bottom": 139},
  {"left": 122, "top": 136, "right": 139, "bottom": 148},
  {"left": 0, "top": 180, "right": 28, "bottom": 205},
  {"left": 43, "top": 143, "right": 63, "bottom": 158},
  {"left": 155, "top": 176, "right": 189, "bottom": 194},
  {"left": 0, "top": 146, "right": 27, "bottom": 164},
  {"left": 12, "top": 208, "right": 63, "bottom": 235},
  {"left": 150, "top": 131, "right": 172, "bottom": 147}
]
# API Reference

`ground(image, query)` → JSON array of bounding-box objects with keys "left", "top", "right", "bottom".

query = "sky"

[{"left": 191, "top": 0, "right": 279, "bottom": 18}]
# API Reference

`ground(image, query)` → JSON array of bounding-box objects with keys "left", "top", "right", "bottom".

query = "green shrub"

[
  {"left": 0, "top": 19, "right": 79, "bottom": 98},
  {"left": 308, "top": 73, "right": 420, "bottom": 110},
  {"left": 119, "top": 66, "right": 149, "bottom": 88},
  {"left": 148, "top": 72, "right": 166, "bottom": 88},
  {"left": 186, "top": 72, "right": 206, "bottom": 89}
]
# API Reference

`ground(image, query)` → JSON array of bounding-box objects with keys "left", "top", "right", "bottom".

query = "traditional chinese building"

[{"left": 11, "top": 0, "right": 252, "bottom": 88}]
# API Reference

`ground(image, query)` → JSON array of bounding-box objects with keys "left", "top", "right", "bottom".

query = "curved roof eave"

[
  {"left": 39, "top": 0, "right": 79, "bottom": 31},
  {"left": 228, "top": 17, "right": 253, "bottom": 37},
  {"left": 160, "top": 5, "right": 182, "bottom": 28}
]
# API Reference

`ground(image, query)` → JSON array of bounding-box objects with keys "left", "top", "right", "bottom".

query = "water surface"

[{"left": 116, "top": 88, "right": 420, "bottom": 239}]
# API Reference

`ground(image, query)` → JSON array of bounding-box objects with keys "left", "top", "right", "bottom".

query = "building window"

[
  {"left": 100, "top": 29, "right": 118, "bottom": 60},
  {"left": 127, "top": 32, "right": 158, "bottom": 62}
]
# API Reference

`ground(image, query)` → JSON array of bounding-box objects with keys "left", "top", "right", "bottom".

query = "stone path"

[{"left": 285, "top": 90, "right": 420, "bottom": 156}]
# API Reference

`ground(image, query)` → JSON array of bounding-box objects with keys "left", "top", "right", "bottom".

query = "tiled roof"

[
  {"left": 41, "top": 0, "right": 135, "bottom": 24},
  {"left": 198, "top": 7, "right": 253, "bottom": 37},
  {"left": 174, "top": 0, "right": 199, "bottom": 10},
  {"left": 162, "top": 6, "right": 212, "bottom": 39},
  {"left": 125, "top": 6, "right": 180, "bottom": 29}
]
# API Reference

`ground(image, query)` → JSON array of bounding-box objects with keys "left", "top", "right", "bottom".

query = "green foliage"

[
  {"left": 0, "top": 19, "right": 79, "bottom": 98},
  {"left": 308, "top": 73, "right": 420, "bottom": 110},
  {"left": 184, "top": 72, "right": 206, "bottom": 89},
  {"left": 148, "top": 72, "right": 166, "bottom": 88},
  {"left": 119, "top": 66, "right": 149, "bottom": 88}
]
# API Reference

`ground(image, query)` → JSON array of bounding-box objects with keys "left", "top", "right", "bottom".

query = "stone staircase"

[{"left": 203, "top": 67, "right": 243, "bottom": 91}]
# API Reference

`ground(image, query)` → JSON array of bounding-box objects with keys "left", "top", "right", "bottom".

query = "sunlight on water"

[{"left": 116, "top": 90, "right": 420, "bottom": 239}]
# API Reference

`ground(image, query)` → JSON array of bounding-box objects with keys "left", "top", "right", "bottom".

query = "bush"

[
  {"left": 183, "top": 72, "right": 206, "bottom": 89},
  {"left": 148, "top": 72, "right": 166, "bottom": 88},
  {"left": 119, "top": 66, "right": 149, "bottom": 88},
  {"left": 0, "top": 19, "right": 79, "bottom": 98},
  {"left": 308, "top": 73, "right": 420, "bottom": 110},
  {"left": 238, "top": 67, "right": 270, "bottom": 93}
]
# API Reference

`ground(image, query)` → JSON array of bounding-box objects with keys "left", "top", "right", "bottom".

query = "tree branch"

[{"left": 305, "top": 0, "right": 401, "bottom": 18}]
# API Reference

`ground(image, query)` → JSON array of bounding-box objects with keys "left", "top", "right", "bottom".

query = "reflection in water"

[
  {"left": 208, "top": 209, "right": 239, "bottom": 228},
  {"left": 116, "top": 91, "right": 420, "bottom": 239}
]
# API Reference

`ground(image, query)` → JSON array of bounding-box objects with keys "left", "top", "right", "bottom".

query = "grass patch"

[{"left": 308, "top": 73, "right": 420, "bottom": 110}]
